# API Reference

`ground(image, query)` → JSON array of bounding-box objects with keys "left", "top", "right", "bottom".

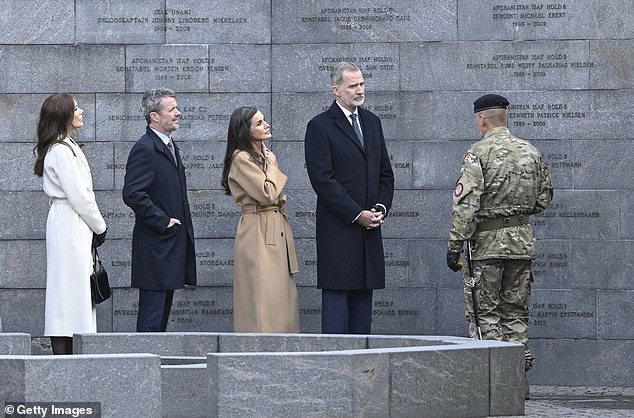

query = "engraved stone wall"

[{"left": 1, "top": 0, "right": 633, "bottom": 386}]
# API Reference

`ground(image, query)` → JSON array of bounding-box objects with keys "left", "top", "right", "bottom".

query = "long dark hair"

[
  {"left": 33, "top": 94, "right": 76, "bottom": 177},
  {"left": 221, "top": 106, "right": 262, "bottom": 195}
]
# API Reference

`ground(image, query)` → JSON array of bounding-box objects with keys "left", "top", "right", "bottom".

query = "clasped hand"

[{"left": 357, "top": 208, "right": 384, "bottom": 229}]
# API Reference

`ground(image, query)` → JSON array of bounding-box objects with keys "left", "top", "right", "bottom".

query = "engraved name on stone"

[
  {"left": 197, "top": 250, "right": 234, "bottom": 268},
  {"left": 319, "top": 55, "right": 397, "bottom": 80},
  {"left": 532, "top": 202, "right": 599, "bottom": 228},
  {"left": 491, "top": 2, "right": 570, "bottom": 28},
  {"left": 301, "top": 6, "right": 412, "bottom": 31},
  {"left": 152, "top": 7, "right": 249, "bottom": 32},
  {"left": 373, "top": 299, "right": 420, "bottom": 317},
  {"left": 529, "top": 302, "right": 594, "bottom": 328},
  {"left": 189, "top": 203, "right": 240, "bottom": 219},
  {"left": 467, "top": 53, "right": 593, "bottom": 78},
  {"left": 508, "top": 101, "right": 587, "bottom": 128},
  {"left": 531, "top": 250, "right": 568, "bottom": 279},
  {"left": 181, "top": 152, "right": 223, "bottom": 178},
  {"left": 119, "top": 56, "right": 208, "bottom": 82}
]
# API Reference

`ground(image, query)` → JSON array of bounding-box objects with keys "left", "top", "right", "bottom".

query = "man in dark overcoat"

[
  {"left": 304, "top": 62, "right": 394, "bottom": 334},
  {"left": 123, "top": 88, "right": 196, "bottom": 332}
]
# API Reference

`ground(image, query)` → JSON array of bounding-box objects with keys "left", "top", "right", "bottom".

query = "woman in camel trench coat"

[{"left": 221, "top": 106, "right": 299, "bottom": 333}]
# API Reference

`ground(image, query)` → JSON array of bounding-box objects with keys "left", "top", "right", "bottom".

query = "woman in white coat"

[{"left": 33, "top": 94, "right": 107, "bottom": 355}]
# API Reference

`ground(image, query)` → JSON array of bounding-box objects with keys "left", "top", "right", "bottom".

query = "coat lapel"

[
  {"left": 147, "top": 126, "right": 178, "bottom": 167},
  {"left": 329, "top": 102, "right": 365, "bottom": 154}
]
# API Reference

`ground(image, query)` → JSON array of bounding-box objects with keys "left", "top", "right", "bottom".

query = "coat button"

[{"left": 281, "top": 232, "right": 284, "bottom": 236}]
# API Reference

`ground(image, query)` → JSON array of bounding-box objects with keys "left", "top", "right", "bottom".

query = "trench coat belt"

[
  {"left": 240, "top": 204, "right": 299, "bottom": 274},
  {"left": 476, "top": 214, "right": 529, "bottom": 232},
  {"left": 49, "top": 197, "right": 70, "bottom": 206}
]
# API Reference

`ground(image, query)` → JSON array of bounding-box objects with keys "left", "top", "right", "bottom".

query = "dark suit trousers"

[
  {"left": 137, "top": 289, "right": 174, "bottom": 332},
  {"left": 321, "top": 289, "right": 373, "bottom": 334}
]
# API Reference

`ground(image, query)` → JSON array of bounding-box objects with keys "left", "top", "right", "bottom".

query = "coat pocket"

[{"left": 264, "top": 214, "right": 276, "bottom": 245}]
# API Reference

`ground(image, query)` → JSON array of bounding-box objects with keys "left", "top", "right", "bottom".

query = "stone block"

[
  {"left": 269, "top": 141, "right": 312, "bottom": 191},
  {"left": 590, "top": 40, "right": 634, "bottom": 89},
  {"left": 381, "top": 190, "right": 451, "bottom": 239},
  {"left": 96, "top": 191, "right": 136, "bottom": 240},
  {"left": 272, "top": 44, "right": 400, "bottom": 93},
  {"left": 161, "top": 362, "right": 207, "bottom": 418},
  {"left": 189, "top": 190, "right": 240, "bottom": 239},
  {"left": 75, "top": 332, "right": 219, "bottom": 356},
  {"left": 598, "top": 290, "right": 634, "bottom": 339},
  {"left": 206, "top": 44, "right": 272, "bottom": 93},
  {"left": 535, "top": 139, "right": 573, "bottom": 190},
  {"left": 529, "top": 289, "right": 597, "bottom": 339},
  {"left": 531, "top": 190, "right": 618, "bottom": 240},
  {"left": 436, "top": 288, "right": 470, "bottom": 337},
  {"left": 0, "top": 94, "right": 94, "bottom": 143},
  {"left": 0, "top": 354, "right": 161, "bottom": 418},
  {"left": 294, "top": 238, "right": 317, "bottom": 287},
  {"left": 273, "top": 0, "right": 457, "bottom": 43},
  {"left": 76, "top": 0, "right": 164, "bottom": 44},
  {"left": 194, "top": 239, "right": 235, "bottom": 287},
  {"left": 371, "top": 288, "right": 435, "bottom": 335},
  {"left": 125, "top": 44, "right": 210, "bottom": 92},
  {"left": 402, "top": 41, "right": 592, "bottom": 92},
  {"left": 571, "top": 140, "right": 634, "bottom": 190},
  {"left": 532, "top": 240, "right": 571, "bottom": 289},
  {"left": 111, "top": 287, "right": 233, "bottom": 333},
  {"left": 389, "top": 347, "right": 489, "bottom": 417},
  {"left": 0, "top": 333, "right": 31, "bottom": 355},
  {"left": 458, "top": 0, "right": 634, "bottom": 41},
  {"left": 572, "top": 240, "right": 633, "bottom": 289},
  {"left": 530, "top": 338, "right": 634, "bottom": 386},
  {"left": 97, "top": 93, "right": 271, "bottom": 144},
  {"left": 382, "top": 238, "right": 415, "bottom": 288},
  {"left": 414, "top": 141, "right": 470, "bottom": 190},
  {"left": 81, "top": 141, "right": 116, "bottom": 192},
  {"left": 177, "top": 140, "right": 226, "bottom": 191},
  {"left": 0, "top": 46, "right": 125, "bottom": 93},
  {"left": 218, "top": 333, "right": 367, "bottom": 353},
  {"left": 410, "top": 239, "right": 461, "bottom": 289},
  {"left": 0, "top": 289, "right": 44, "bottom": 336},
  {"left": 488, "top": 341, "right": 525, "bottom": 416},
  {"left": 165, "top": 0, "right": 271, "bottom": 44},
  {"left": 285, "top": 190, "right": 317, "bottom": 239},
  {"left": 0, "top": 1, "right": 74, "bottom": 44},
  {"left": 208, "top": 351, "right": 390, "bottom": 417},
  {"left": 298, "top": 286, "right": 321, "bottom": 333},
  {"left": 0, "top": 240, "right": 46, "bottom": 289}
]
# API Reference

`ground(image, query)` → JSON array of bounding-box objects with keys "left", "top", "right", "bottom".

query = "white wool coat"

[{"left": 43, "top": 138, "right": 106, "bottom": 337}]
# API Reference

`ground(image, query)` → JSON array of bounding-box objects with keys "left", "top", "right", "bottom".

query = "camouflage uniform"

[{"left": 449, "top": 126, "right": 553, "bottom": 370}]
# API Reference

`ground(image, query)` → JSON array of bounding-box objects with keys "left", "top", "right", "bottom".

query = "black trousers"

[
  {"left": 136, "top": 289, "right": 174, "bottom": 332},
  {"left": 321, "top": 289, "right": 373, "bottom": 334}
]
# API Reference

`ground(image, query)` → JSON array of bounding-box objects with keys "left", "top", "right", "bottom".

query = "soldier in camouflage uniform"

[{"left": 446, "top": 94, "right": 553, "bottom": 398}]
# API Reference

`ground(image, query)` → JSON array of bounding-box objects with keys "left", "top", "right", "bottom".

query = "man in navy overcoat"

[
  {"left": 123, "top": 88, "right": 196, "bottom": 332},
  {"left": 304, "top": 62, "right": 394, "bottom": 334}
]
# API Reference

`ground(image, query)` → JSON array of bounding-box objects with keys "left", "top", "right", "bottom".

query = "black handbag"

[{"left": 90, "top": 247, "right": 111, "bottom": 304}]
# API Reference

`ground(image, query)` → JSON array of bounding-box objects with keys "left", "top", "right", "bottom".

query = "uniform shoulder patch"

[
  {"left": 454, "top": 182, "right": 464, "bottom": 197},
  {"left": 464, "top": 152, "right": 478, "bottom": 164}
]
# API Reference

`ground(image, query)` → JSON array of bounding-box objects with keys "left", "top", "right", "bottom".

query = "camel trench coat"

[{"left": 228, "top": 147, "right": 299, "bottom": 333}]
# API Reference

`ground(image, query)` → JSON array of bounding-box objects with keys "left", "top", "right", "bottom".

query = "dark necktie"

[
  {"left": 349, "top": 113, "right": 364, "bottom": 147},
  {"left": 167, "top": 139, "right": 177, "bottom": 163}
]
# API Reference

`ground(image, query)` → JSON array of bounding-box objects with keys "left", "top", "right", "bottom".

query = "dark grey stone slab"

[
  {"left": 401, "top": 41, "right": 592, "bottom": 92},
  {"left": 218, "top": 333, "right": 367, "bottom": 353},
  {"left": 76, "top": 0, "right": 164, "bottom": 44},
  {"left": 80, "top": 142, "right": 116, "bottom": 192},
  {"left": 531, "top": 190, "right": 618, "bottom": 240},
  {"left": 162, "top": 363, "right": 207, "bottom": 418},
  {"left": 165, "top": 0, "right": 271, "bottom": 44},
  {"left": 0, "top": 143, "right": 41, "bottom": 192},
  {"left": 459, "top": 0, "right": 634, "bottom": 41},
  {"left": 410, "top": 239, "right": 461, "bottom": 289},
  {"left": 0, "top": 1, "right": 74, "bottom": 44},
  {"left": 177, "top": 139, "right": 226, "bottom": 190},
  {"left": 414, "top": 141, "right": 468, "bottom": 190},
  {"left": 0, "top": 334, "right": 31, "bottom": 355},
  {"left": 0, "top": 46, "right": 125, "bottom": 93},
  {"left": 530, "top": 338, "right": 634, "bottom": 386},
  {"left": 189, "top": 190, "right": 240, "bottom": 239},
  {"left": 96, "top": 191, "right": 135, "bottom": 240},
  {"left": 532, "top": 240, "right": 571, "bottom": 289},
  {"left": 571, "top": 140, "right": 634, "bottom": 190},
  {"left": 98, "top": 239, "right": 132, "bottom": 289},
  {"left": 272, "top": 0, "right": 457, "bottom": 43},
  {"left": 389, "top": 348, "right": 489, "bottom": 417},
  {"left": 620, "top": 193, "right": 634, "bottom": 240},
  {"left": 535, "top": 139, "right": 573, "bottom": 190},
  {"left": 75, "top": 332, "right": 219, "bottom": 356},
  {"left": 371, "top": 288, "right": 435, "bottom": 335},
  {"left": 97, "top": 93, "right": 270, "bottom": 143},
  {"left": 590, "top": 40, "right": 634, "bottom": 89},
  {"left": 598, "top": 290, "right": 634, "bottom": 339},
  {"left": 112, "top": 287, "right": 233, "bottom": 333},
  {"left": 194, "top": 239, "right": 235, "bottom": 287},
  {"left": 272, "top": 44, "right": 399, "bottom": 93},
  {"left": 529, "top": 289, "right": 597, "bottom": 339},
  {"left": 489, "top": 342, "right": 525, "bottom": 416},
  {"left": 388, "top": 141, "right": 414, "bottom": 189},
  {"left": 572, "top": 240, "right": 634, "bottom": 289},
  {"left": 0, "top": 241, "right": 46, "bottom": 289},
  {"left": 269, "top": 141, "right": 311, "bottom": 191},
  {"left": 381, "top": 190, "right": 451, "bottom": 239},
  {"left": 0, "top": 289, "right": 45, "bottom": 336},
  {"left": 285, "top": 190, "right": 317, "bottom": 239},
  {"left": 125, "top": 45, "right": 210, "bottom": 92},
  {"left": 436, "top": 288, "right": 469, "bottom": 337},
  {"left": 207, "top": 44, "right": 272, "bottom": 93},
  {"left": 0, "top": 192, "right": 48, "bottom": 240},
  {"left": 294, "top": 238, "right": 317, "bottom": 287},
  {"left": 382, "top": 238, "right": 415, "bottom": 288},
  {"left": 298, "top": 286, "right": 321, "bottom": 333},
  {"left": 433, "top": 90, "right": 634, "bottom": 141},
  {"left": 0, "top": 354, "right": 161, "bottom": 417}
]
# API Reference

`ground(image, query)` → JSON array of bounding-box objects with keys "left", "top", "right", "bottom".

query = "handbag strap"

[{"left": 92, "top": 247, "right": 100, "bottom": 266}]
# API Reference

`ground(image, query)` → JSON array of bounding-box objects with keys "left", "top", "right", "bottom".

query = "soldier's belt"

[{"left": 476, "top": 214, "right": 529, "bottom": 232}]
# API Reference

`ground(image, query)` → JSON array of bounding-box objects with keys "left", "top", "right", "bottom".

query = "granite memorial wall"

[{"left": 1, "top": 0, "right": 633, "bottom": 385}]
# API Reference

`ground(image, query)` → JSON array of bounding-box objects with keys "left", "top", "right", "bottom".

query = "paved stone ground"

[{"left": 499, "top": 386, "right": 634, "bottom": 417}]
